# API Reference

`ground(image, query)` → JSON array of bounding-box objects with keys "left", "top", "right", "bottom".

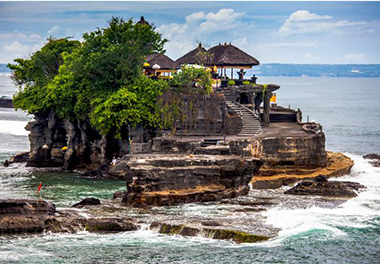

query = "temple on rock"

[{"left": 19, "top": 16, "right": 352, "bottom": 208}]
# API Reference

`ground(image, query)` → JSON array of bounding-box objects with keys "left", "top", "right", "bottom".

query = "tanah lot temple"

[
  {"left": 142, "top": 40, "right": 281, "bottom": 138},
  {"left": 20, "top": 17, "right": 353, "bottom": 209}
]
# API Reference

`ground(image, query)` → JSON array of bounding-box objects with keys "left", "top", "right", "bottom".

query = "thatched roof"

[
  {"left": 208, "top": 43, "right": 260, "bottom": 67},
  {"left": 175, "top": 43, "right": 207, "bottom": 65},
  {"left": 145, "top": 53, "right": 178, "bottom": 70},
  {"left": 137, "top": 16, "right": 150, "bottom": 26}
]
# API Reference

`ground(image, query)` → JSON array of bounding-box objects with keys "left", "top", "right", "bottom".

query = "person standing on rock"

[{"left": 111, "top": 156, "right": 117, "bottom": 166}]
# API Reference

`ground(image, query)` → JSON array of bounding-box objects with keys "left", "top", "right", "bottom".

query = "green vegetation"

[
  {"left": 7, "top": 17, "right": 212, "bottom": 139},
  {"left": 261, "top": 84, "right": 268, "bottom": 98},
  {"left": 8, "top": 38, "right": 81, "bottom": 114},
  {"left": 8, "top": 17, "right": 213, "bottom": 138},
  {"left": 227, "top": 79, "right": 235, "bottom": 86},
  {"left": 171, "top": 65, "right": 212, "bottom": 95},
  {"left": 204, "top": 228, "right": 270, "bottom": 243},
  {"left": 242, "top": 81, "right": 250, "bottom": 85}
]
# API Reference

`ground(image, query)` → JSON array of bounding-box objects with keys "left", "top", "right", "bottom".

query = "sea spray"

[{"left": 263, "top": 154, "right": 380, "bottom": 242}]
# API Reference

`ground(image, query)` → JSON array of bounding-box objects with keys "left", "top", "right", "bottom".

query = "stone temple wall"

[{"left": 161, "top": 91, "right": 242, "bottom": 137}]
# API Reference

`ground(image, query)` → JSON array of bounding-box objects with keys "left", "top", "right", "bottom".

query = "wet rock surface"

[
  {"left": 72, "top": 197, "right": 101, "bottom": 208},
  {"left": 284, "top": 175, "right": 365, "bottom": 198},
  {"left": 0, "top": 199, "right": 135, "bottom": 235},
  {"left": 0, "top": 199, "right": 56, "bottom": 216},
  {"left": 0, "top": 199, "right": 56, "bottom": 234},
  {"left": 0, "top": 98, "right": 13, "bottom": 108},
  {"left": 253, "top": 152, "right": 354, "bottom": 189},
  {"left": 9, "top": 152, "right": 30, "bottom": 164},
  {"left": 363, "top": 153, "right": 380, "bottom": 167},
  {"left": 150, "top": 221, "right": 270, "bottom": 244},
  {"left": 109, "top": 154, "right": 263, "bottom": 207},
  {"left": 86, "top": 218, "right": 137, "bottom": 232}
]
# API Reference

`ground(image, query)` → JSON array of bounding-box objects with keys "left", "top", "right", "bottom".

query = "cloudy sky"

[{"left": 1, "top": 1, "right": 380, "bottom": 64}]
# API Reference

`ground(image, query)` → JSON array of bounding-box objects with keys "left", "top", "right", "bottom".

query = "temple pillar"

[
  {"left": 262, "top": 91, "right": 272, "bottom": 127},
  {"left": 254, "top": 93, "right": 262, "bottom": 116}
]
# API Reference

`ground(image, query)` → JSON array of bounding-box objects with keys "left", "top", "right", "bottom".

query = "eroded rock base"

[
  {"left": 285, "top": 175, "right": 365, "bottom": 197},
  {"left": 150, "top": 221, "right": 271, "bottom": 244},
  {"left": 125, "top": 185, "right": 250, "bottom": 207},
  {"left": 252, "top": 152, "right": 354, "bottom": 189},
  {"left": 109, "top": 154, "right": 263, "bottom": 207},
  {"left": 0, "top": 199, "right": 137, "bottom": 235}
]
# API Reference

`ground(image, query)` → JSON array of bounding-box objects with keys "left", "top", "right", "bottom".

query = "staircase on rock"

[{"left": 226, "top": 101, "right": 262, "bottom": 136}]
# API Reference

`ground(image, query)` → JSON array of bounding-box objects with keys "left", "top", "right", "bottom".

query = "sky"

[{"left": 0, "top": 1, "right": 380, "bottom": 64}]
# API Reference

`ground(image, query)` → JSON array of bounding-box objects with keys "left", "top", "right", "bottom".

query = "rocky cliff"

[
  {"left": 25, "top": 111, "right": 129, "bottom": 170},
  {"left": 109, "top": 154, "right": 263, "bottom": 207}
]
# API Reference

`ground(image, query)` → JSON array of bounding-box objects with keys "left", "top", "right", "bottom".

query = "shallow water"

[{"left": 0, "top": 75, "right": 380, "bottom": 263}]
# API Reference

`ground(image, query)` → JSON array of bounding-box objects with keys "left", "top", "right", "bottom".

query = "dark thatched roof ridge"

[
  {"left": 145, "top": 53, "right": 178, "bottom": 70},
  {"left": 175, "top": 43, "right": 207, "bottom": 65},
  {"left": 208, "top": 44, "right": 260, "bottom": 67},
  {"left": 137, "top": 16, "right": 150, "bottom": 26}
]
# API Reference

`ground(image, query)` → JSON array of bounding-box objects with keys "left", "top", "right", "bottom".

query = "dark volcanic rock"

[
  {"left": 86, "top": 218, "right": 137, "bottom": 232},
  {"left": 9, "top": 151, "right": 29, "bottom": 163},
  {"left": 72, "top": 198, "right": 101, "bottom": 207},
  {"left": 0, "top": 199, "right": 140, "bottom": 235},
  {"left": 0, "top": 98, "right": 13, "bottom": 108},
  {"left": 0, "top": 217, "right": 45, "bottom": 234},
  {"left": 110, "top": 154, "right": 263, "bottom": 207},
  {"left": 0, "top": 199, "right": 56, "bottom": 216},
  {"left": 150, "top": 221, "right": 270, "bottom": 243},
  {"left": 44, "top": 214, "right": 87, "bottom": 233},
  {"left": 363, "top": 154, "right": 380, "bottom": 160},
  {"left": 201, "top": 220, "right": 222, "bottom": 227},
  {"left": 363, "top": 154, "right": 380, "bottom": 167},
  {"left": 113, "top": 191, "right": 126, "bottom": 199},
  {"left": 284, "top": 175, "right": 365, "bottom": 198},
  {"left": 0, "top": 199, "right": 55, "bottom": 234}
]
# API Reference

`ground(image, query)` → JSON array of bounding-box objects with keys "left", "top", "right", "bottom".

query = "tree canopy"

[
  {"left": 9, "top": 17, "right": 168, "bottom": 138},
  {"left": 8, "top": 17, "right": 213, "bottom": 139}
]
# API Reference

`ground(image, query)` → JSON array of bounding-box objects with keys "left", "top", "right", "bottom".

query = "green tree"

[
  {"left": 46, "top": 17, "right": 167, "bottom": 122},
  {"left": 9, "top": 17, "right": 168, "bottom": 139},
  {"left": 171, "top": 65, "right": 212, "bottom": 95},
  {"left": 8, "top": 38, "right": 80, "bottom": 113},
  {"left": 90, "top": 76, "right": 168, "bottom": 138}
]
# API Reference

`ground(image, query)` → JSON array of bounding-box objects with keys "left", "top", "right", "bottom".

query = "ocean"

[{"left": 0, "top": 74, "right": 379, "bottom": 263}]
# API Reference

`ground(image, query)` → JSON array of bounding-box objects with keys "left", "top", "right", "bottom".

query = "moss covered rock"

[{"left": 150, "top": 221, "right": 270, "bottom": 243}]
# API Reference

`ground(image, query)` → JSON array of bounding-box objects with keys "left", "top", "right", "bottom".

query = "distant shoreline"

[{"left": 2, "top": 63, "right": 380, "bottom": 78}]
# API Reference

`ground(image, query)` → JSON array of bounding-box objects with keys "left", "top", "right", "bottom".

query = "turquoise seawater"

[{"left": 0, "top": 74, "right": 379, "bottom": 263}]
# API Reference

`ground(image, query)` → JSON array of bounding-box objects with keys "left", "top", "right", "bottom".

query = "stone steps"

[
  {"left": 225, "top": 101, "right": 262, "bottom": 136},
  {"left": 201, "top": 139, "right": 220, "bottom": 147}
]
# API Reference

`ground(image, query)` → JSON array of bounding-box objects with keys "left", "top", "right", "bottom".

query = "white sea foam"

[
  {"left": 263, "top": 153, "right": 380, "bottom": 243},
  {"left": 0, "top": 120, "right": 29, "bottom": 136}
]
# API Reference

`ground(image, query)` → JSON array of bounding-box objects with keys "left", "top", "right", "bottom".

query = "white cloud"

[
  {"left": 344, "top": 53, "right": 367, "bottom": 62},
  {"left": 279, "top": 10, "right": 367, "bottom": 36},
  {"left": 200, "top": 9, "right": 245, "bottom": 32},
  {"left": 158, "top": 8, "right": 247, "bottom": 59},
  {"left": 47, "top": 26, "right": 60, "bottom": 35},
  {"left": 4, "top": 41, "right": 23, "bottom": 52},
  {"left": 287, "top": 10, "right": 332, "bottom": 22},
  {"left": 233, "top": 37, "right": 248, "bottom": 47},
  {"left": 185, "top": 11, "right": 205, "bottom": 23},
  {"left": 263, "top": 42, "right": 318, "bottom": 47},
  {"left": 30, "top": 33, "right": 41, "bottom": 40},
  {"left": 1, "top": 38, "right": 45, "bottom": 63}
]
